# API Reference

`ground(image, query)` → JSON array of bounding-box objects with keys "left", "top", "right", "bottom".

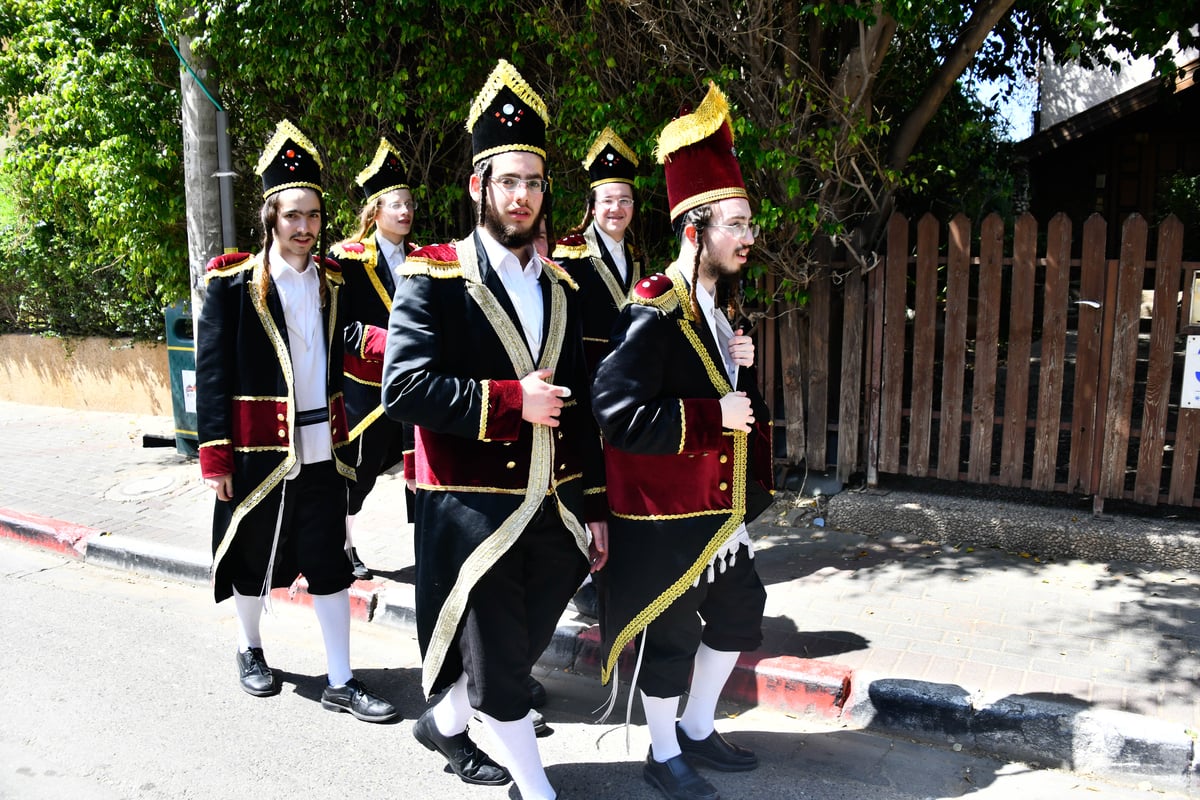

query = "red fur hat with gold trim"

[{"left": 655, "top": 83, "right": 747, "bottom": 222}]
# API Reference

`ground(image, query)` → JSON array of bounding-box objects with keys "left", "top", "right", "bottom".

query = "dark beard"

[{"left": 483, "top": 201, "right": 542, "bottom": 249}]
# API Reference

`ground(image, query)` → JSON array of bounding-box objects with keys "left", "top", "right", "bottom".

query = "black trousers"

[
  {"left": 454, "top": 498, "right": 588, "bottom": 721},
  {"left": 223, "top": 461, "right": 354, "bottom": 598},
  {"left": 637, "top": 548, "right": 766, "bottom": 699},
  {"left": 347, "top": 419, "right": 408, "bottom": 515}
]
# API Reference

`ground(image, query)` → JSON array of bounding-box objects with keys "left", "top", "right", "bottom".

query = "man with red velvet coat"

[
  {"left": 196, "top": 119, "right": 396, "bottom": 723},
  {"left": 331, "top": 138, "right": 420, "bottom": 578},
  {"left": 591, "top": 84, "right": 774, "bottom": 800},
  {"left": 381, "top": 60, "right": 607, "bottom": 800}
]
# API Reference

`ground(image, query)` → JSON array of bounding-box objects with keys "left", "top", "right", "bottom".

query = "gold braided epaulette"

[
  {"left": 330, "top": 240, "right": 370, "bottom": 261},
  {"left": 204, "top": 252, "right": 253, "bottom": 282},
  {"left": 629, "top": 273, "right": 678, "bottom": 312},
  {"left": 397, "top": 257, "right": 464, "bottom": 279},
  {"left": 551, "top": 233, "right": 587, "bottom": 260},
  {"left": 541, "top": 257, "right": 579, "bottom": 291}
]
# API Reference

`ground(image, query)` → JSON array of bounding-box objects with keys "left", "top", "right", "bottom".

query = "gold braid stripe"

[
  {"left": 420, "top": 237, "right": 587, "bottom": 697},
  {"left": 680, "top": 321, "right": 732, "bottom": 394},
  {"left": 212, "top": 254, "right": 298, "bottom": 582},
  {"left": 353, "top": 237, "right": 392, "bottom": 310},
  {"left": 478, "top": 379, "right": 492, "bottom": 441},
  {"left": 677, "top": 399, "right": 687, "bottom": 454},
  {"left": 584, "top": 224, "right": 634, "bottom": 311},
  {"left": 347, "top": 404, "right": 385, "bottom": 442},
  {"left": 601, "top": 431, "right": 749, "bottom": 685}
]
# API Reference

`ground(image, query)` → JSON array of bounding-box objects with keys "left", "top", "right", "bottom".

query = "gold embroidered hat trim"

[
  {"left": 654, "top": 83, "right": 732, "bottom": 164},
  {"left": 356, "top": 138, "right": 411, "bottom": 205}
]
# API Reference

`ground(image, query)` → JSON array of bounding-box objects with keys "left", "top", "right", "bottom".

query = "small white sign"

[
  {"left": 182, "top": 369, "right": 197, "bottom": 414},
  {"left": 1182, "top": 336, "right": 1200, "bottom": 409}
]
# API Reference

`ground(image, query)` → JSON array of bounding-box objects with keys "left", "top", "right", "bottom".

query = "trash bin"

[{"left": 164, "top": 300, "right": 199, "bottom": 457}]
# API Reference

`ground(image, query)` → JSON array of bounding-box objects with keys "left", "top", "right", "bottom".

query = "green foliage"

[
  {"left": 2, "top": 0, "right": 1195, "bottom": 339},
  {"left": 1158, "top": 172, "right": 1200, "bottom": 259},
  {"left": 0, "top": 0, "right": 187, "bottom": 337}
]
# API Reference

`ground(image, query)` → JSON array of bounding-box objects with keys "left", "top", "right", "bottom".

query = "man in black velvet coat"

[{"left": 381, "top": 60, "right": 607, "bottom": 800}]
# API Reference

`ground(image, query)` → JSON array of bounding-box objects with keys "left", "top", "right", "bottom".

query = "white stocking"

[
  {"left": 678, "top": 643, "right": 738, "bottom": 741},
  {"left": 232, "top": 589, "right": 264, "bottom": 651},
  {"left": 431, "top": 672, "right": 472, "bottom": 736},
  {"left": 477, "top": 711, "right": 556, "bottom": 800},
  {"left": 640, "top": 691, "right": 682, "bottom": 762},
  {"left": 311, "top": 589, "right": 353, "bottom": 686}
]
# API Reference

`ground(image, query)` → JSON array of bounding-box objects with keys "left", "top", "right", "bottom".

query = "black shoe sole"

[
  {"left": 680, "top": 752, "right": 758, "bottom": 772},
  {"left": 239, "top": 680, "right": 279, "bottom": 698},
  {"left": 644, "top": 765, "right": 719, "bottom": 800},
  {"left": 321, "top": 697, "right": 399, "bottom": 723}
]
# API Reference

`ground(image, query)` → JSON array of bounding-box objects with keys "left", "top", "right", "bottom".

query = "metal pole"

[{"left": 215, "top": 110, "right": 236, "bottom": 253}]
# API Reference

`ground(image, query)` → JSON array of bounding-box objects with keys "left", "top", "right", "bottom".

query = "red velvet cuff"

[
  {"left": 199, "top": 442, "right": 233, "bottom": 478},
  {"left": 344, "top": 352, "right": 383, "bottom": 384},
  {"left": 403, "top": 450, "right": 415, "bottom": 477},
  {"left": 359, "top": 324, "right": 387, "bottom": 361},
  {"left": 481, "top": 379, "right": 524, "bottom": 441},
  {"left": 680, "top": 398, "right": 725, "bottom": 453}
]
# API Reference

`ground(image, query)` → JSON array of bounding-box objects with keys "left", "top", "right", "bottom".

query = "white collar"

[
  {"left": 477, "top": 226, "right": 542, "bottom": 278},
  {"left": 593, "top": 224, "right": 625, "bottom": 258},
  {"left": 376, "top": 232, "right": 405, "bottom": 264},
  {"left": 268, "top": 252, "right": 318, "bottom": 284}
]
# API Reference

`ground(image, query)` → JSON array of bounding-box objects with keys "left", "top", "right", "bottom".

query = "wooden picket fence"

[{"left": 761, "top": 211, "right": 1198, "bottom": 512}]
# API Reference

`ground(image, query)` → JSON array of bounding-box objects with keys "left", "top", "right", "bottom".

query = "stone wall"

[{"left": 0, "top": 333, "right": 171, "bottom": 415}]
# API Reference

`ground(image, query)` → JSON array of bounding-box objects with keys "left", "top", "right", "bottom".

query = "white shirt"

[
  {"left": 269, "top": 255, "right": 331, "bottom": 473},
  {"left": 478, "top": 227, "right": 544, "bottom": 359},
  {"left": 376, "top": 232, "right": 406, "bottom": 273},
  {"left": 676, "top": 270, "right": 752, "bottom": 577},
  {"left": 594, "top": 225, "right": 628, "bottom": 283},
  {"left": 693, "top": 277, "right": 739, "bottom": 386}
]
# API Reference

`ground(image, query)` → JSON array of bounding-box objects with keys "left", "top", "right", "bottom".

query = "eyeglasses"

[
  {"left": 595, "top": 197, "right": 634, "bottom": 209},
  {"left": 384, "top": 200, "right": 418, "bottom": 212},
  {"left": 708, "top": 222, "right": 760, "bottom": 240},
  {"left": 490, "top": 177, "right": 549, "bottom": 194}
]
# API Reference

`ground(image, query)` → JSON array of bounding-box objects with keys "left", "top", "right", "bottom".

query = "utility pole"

[{"left": 178, "top": 32, "right": 224, "bottom": 316}]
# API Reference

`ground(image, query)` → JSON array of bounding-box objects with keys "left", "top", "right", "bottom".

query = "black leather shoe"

[
  {"left": 321, "top": 678, "right": 399, "bottom": 723},
  {"left": 526, "top": 675, "right": 548, "bottom": 709},
  {"left": 567, "top": 581, "right": 599, "bottom": 619},
  {"left": 676, "top": 724, "right": 758, "bottom": 772},
  {"left": 349, "top": 548, "right": 372, "bottom": 581},
  {"left": 412, "top": 709, "right": 511, "bottom": 786},
  {"left": 644, "top": 752, "right": 719, "bottom": 800},
  {"left": 236, "top": 647, "right": 278, "bottom": 697}
]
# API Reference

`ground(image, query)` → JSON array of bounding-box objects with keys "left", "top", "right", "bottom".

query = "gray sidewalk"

[{"left": 0, "top": 400, "right": 1196, "bottom": 788}]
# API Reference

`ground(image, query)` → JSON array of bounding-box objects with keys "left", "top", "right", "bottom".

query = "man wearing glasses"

[
  {"left": 591, "top": 84, "right": 774, "bottom": 800},
  {"left": 331, "top": 138, "right": 420, "bottom": 579},
  {"left": 382, "top": 60, "right": 607, "bottom": 800},
  {"left": 552, "top": 126, "right": 643, "bottom": 374}
]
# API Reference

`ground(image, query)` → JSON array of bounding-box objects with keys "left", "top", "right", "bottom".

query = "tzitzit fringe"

[{"left": 654, "top": 82, "right": 733, "bottom": 164}]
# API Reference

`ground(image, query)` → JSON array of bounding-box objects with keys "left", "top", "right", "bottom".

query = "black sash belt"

[{"left": 296, "top": 407, "right": 330, "bottom": 427}]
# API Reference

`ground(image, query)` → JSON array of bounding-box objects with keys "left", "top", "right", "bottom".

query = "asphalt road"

[{"left": 0, "top": 539, "right": 1190, "bottom": 800}]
